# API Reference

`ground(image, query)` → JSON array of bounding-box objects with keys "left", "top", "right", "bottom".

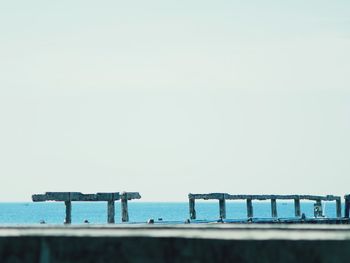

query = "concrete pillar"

[
  {"left": 189, "top": 198, "right": 196, "bottom": 220},
  {"left": 336, "top": 199, "right": 342, "bottom": 218},
  {"left": 64, "top": 201, "right": 72, "bottom": 224},
  {"left": 219, "top": 198, "right": 226, "bottom": 219},
  {"left": 121, "top": 195, "right": 129, "bottom": 222},
  {"left": 345, "top": 195, "right": 350, "bottom": 218},
  {"left": 271, "top": 199, "right": 277, "bottom": 218},
  {"left": 107, "top": 200, "right": 115, "bottom": 224},
  {"left": 294, "top": 198, "right": 301, "bottom": 217},
  {"left": 246, "top": 198, "right": 253, "bottom": 218},
  {"left": 314, "top": 199, "right": 323, "bottom": 218}
]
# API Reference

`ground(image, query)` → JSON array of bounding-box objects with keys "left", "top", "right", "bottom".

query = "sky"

[{"left": 0, "top": 0, "right": 349, "bottom": 201}]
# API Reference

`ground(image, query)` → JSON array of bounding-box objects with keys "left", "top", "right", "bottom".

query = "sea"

[{"left": 0, "top": 201, "right": 342, "bottom": 225}]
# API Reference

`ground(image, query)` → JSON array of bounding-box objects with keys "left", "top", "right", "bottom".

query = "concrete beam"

[
  {"left": 32, "top": 192, "right": 121, "bottom": 202},
  {"left": 189, "top": 193, "right": 341, "bottom": 201}
]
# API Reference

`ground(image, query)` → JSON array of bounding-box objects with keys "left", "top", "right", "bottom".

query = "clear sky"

[{"left": 0, "top": 0, "right": 349, "bottom": 201}]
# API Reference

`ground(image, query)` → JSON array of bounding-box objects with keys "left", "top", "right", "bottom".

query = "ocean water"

[{"left": 0, "top": 201, "right": 342, "bottom": 225}]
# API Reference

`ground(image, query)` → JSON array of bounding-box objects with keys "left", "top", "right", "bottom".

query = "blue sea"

[{"left": 0, "top": 201, "right": 342, "bottom": 225}]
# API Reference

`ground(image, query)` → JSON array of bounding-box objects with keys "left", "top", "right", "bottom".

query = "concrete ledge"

[{"left": 1, "top": 225, "right": 350, "bottom": 262}]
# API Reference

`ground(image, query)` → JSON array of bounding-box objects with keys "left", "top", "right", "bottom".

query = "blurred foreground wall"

[{"left": 0, "top": 225, "right": 350, "bottom": 263}]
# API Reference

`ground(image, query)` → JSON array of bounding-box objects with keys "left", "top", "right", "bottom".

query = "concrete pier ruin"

[
  {"left": 189, "top": 193, "right": 347, "bottom": 223},
  {"left": 32, "top": 192, "right": 141, "bottom": 223}
]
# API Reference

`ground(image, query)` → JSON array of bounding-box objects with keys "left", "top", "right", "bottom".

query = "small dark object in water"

[
  {"left": 84, "top": 219, "right": 89, "bottom": 224},
  {"left": 184, "top": 219, "right": 190, "bottom": 224},
  {"left": 39, "top": 220, "right": 46, "bottom": 224},
  {"left": 158, "top": 218, "right": 163, "bottom": 221},
  {"left": 147, "top": 219, "right": 154, "bottom": 224},
  {"left": 301, "top": 213, "right": 306, "bottom": 220}
]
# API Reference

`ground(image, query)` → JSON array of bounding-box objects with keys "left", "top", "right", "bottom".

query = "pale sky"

[{"left": 0, "top": 1, "right": 349, "bottom": 201}]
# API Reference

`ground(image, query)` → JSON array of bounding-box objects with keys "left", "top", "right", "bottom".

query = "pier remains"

[
  {"left": 189, "top": 193, "right": 346, "bottom": 223},
  {"left": 32, "top": 192, "right": 141, "bottom": 224}
]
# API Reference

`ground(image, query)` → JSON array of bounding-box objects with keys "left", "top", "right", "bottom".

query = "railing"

[
  {"left": 32, "top": 191, "right": 141, "bottom": 224},
  {"left": 188, "top": 193, "right": 342, "bottom": 220}
]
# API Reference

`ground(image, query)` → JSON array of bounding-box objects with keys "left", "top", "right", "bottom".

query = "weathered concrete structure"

[
  {"left": 345, "top": 194, "right": 350, "bottom": 218},
  {"left": 188, "top": 193, "right": 343, "bottom": 221},
  {"left": 32, "top": 192, "right": 141, "bottom": 224},
  {"left": 1, "top": 225, "right": 350, "bottom": 262}
]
